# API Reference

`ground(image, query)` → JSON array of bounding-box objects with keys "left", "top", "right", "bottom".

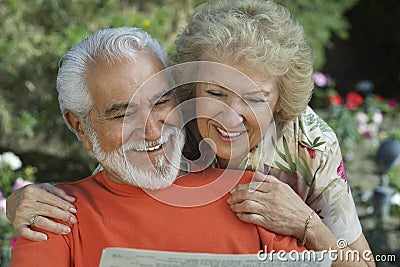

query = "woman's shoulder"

[{"left": 295, "top": 106, "right": 338, "bottom": 147}]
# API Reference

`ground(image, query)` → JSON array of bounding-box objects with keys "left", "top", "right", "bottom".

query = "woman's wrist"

[
  {"left": 292, "top": 207, "right": 315, "bottom": 240},
  {"left": 304, "top": 214, "right": 337, "bottom": 250},
  {"left": 297, "top": 210, "right": 316, "bottom": 246}
]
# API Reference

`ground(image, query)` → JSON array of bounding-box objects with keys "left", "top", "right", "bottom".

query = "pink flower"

[
  {"left": 10, "top": 236, "right": 18, "bottom": 248},
  {"left": 312, "top": 72, "right": 329, "bottom": 87},
  {"left": 345, "top": 92, "right": 363, "bottom": 110},
  {"left": 12, "top": 177, "right": 33, "bottom": 191},
  {"left": 299, "top": 142, "right": 316, "bottom": 159},
  {"left": 337, "top": 160, "right": 349, "bottom": 193},
  {"left": 388, "top": 97, "right": 398, "bottom": 109}
]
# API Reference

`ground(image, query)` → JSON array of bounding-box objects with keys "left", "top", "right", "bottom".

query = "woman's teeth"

[{"left": 216, "top": 127, "right": 242, "bottom": 138}]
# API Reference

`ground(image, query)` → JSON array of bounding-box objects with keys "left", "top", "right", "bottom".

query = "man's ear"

[{"left": 63, "top": 110, "right": 92, "bottom": 150}]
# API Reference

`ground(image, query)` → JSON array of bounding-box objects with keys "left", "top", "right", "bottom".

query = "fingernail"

[
  {"left": 66, "top": 196, "right": 76, "bottom": 202},
  {"left": 39, "top": 234, "right": 48, "bottom": 241},
  {"left": 69, "top": 207, "right": 77, "bottom": 213},
  {"left": 226, "top": 197, "right": 232, "bottom": 204},
  {"left": 62, "top": 227, "right": 71, "bottom": 234},
  {"left": 229, "top": 187, "right": 236, "bottom": 193},
  {"left": 70, "top": 216, "right": 77, "bottom": 224}
]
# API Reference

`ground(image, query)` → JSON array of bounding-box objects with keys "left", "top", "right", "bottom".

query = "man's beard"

[{"left": 87, "top": 125, "right": 186, "bottom": 190}]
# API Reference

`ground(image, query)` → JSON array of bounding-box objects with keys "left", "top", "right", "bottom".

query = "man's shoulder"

[
  {"left": 177, "top": 168, "right": 254, "bottom": 186},
  {"left": 56, "top": 171, "right": 103, "bottom": 196}
]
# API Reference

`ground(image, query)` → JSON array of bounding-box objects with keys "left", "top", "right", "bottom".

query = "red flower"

[
  {"left": 299, "top": 142, "right": 316, "bottom": 159},
  {"left": 337, "top": 160, "right": 349, "bottom": 193},
  {"left": 363, "top": 131, "right": 372, "bottom": 139},
  {"left": 345, "top": 92, "right": 363, "bottom": 110},
  {"left": 327, "top": 93, "right": 343, "bottom": 106}
]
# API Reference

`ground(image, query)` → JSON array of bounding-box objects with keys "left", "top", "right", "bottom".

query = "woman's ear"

[{"left": 63, "top": 110, "right": 92, "bottom": 150}]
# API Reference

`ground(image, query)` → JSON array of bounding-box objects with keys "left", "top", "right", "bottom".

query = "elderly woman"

[
  {"left": 171, "top": 0, "right": 373, "bottom": 261},
  {"left": 7, "top": 0, "right": 373, "bottom": 265}
]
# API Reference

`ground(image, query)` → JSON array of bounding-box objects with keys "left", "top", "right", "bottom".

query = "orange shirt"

[{"left": 11, "top": 168, "right": 305, "bottom": 267}]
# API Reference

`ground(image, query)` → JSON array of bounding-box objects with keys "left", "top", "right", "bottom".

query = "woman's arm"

[
  {"left": 6, "top": 183, "right": 77, "bottom": 241},
  {"left": 227, "top": 172, "right": 375, "bottom": 266}
]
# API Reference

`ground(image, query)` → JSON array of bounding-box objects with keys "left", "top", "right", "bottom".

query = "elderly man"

[{"left": 10, "top": 27, "right": 304, "bottom": 266}]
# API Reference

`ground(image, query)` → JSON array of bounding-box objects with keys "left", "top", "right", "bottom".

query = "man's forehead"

[
  {"left": 86, "top": 53, "right": 170, "bottom": 105},
  {"left": 129, "top": 71, "right": 171, "bottom": 104}
]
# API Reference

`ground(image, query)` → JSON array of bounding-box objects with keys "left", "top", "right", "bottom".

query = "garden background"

[{"left": 0, "top": 0, "right": 399, "bottom": 266}]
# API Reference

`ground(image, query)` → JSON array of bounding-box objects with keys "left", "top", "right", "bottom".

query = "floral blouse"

[{"left": 246, "top": 106, "right": 362, "bottom": 245}]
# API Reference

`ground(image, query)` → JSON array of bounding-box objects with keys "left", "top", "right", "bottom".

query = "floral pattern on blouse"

[{"left": 247, "top": 106, "right": 362, "bottom": 245}]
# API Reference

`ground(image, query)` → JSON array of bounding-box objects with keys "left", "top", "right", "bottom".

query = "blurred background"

[{"left": 0, "top": 0, "right": 399, "bottom": 266}]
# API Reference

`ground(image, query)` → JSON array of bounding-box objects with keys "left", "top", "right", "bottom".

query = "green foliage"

[
  {"left": 323, "top": 105, "right": 361, "bottom": 158},
  {"left": 0, "top": 165, "right": 37, "bottom": 197},
  {"left": 0, "top": 0, "right": 196, "bottom": 151},
  {"left": 388, "top": 165, "right": 400, "bottom": 191},
  {"left": 0, "top": 213, "right": 16, "bottom": 267},
  {"left": 277, "top": 0, "right": 359, "bottom": 69}
]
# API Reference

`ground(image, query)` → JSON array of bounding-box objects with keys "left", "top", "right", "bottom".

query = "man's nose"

[{"left": 144, "top": 113, "right": 163, "bottom": 141}]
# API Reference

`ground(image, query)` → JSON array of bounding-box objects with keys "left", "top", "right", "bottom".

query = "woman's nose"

[{"left": 220, "top": 97, "right": 246, "bottom": 129}]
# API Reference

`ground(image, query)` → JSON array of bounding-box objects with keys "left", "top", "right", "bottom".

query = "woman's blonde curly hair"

[{"left": 171, "top": 0, "right": 314, "bottom": 123}]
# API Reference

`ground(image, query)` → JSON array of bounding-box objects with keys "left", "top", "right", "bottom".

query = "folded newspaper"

[{"left": 99, "top": 248, "right": 332, "bottom": 267}]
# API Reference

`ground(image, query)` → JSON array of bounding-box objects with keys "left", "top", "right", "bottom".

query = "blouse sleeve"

[{"left": 306, "top": 136, "right": 362, "bottom": 245}]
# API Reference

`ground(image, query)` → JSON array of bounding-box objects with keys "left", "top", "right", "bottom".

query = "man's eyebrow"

[
  {"left": 104, "top": 103, "right": 131, "bottom": 117},
  {"left": 149, "top": 88, "right": 173, "bottom": 102}
]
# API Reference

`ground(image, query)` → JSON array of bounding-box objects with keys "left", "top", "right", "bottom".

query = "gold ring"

[{"left": 29, "top": 214, "right": 38, "bottom": 227}]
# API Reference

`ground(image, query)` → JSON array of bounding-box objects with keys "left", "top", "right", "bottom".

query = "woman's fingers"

[
  {"left": 39, "top": 183, "right": 76, "bottom": 204},
  {"left": 6, "top": 183, "right": 78, "bottom": 241},
  {"left": 27, "top": 201, "right": 77, "bottom": 224},
  {"left": 228, "top": 180, "right": 284, "bottom": 204},
  {"left": 30, "top": 215, "right": 71, "bottom": 234},
  {"left": 17, "top": 226, "right": 48, "bottom": 242},
  {"left": 236, "top": 212, "right": 267, "bottom": 228},
  {"left": 252, "top": 171, "right": 281, "bottom": 183},
  {"left": 229, "top": 198, "right": 267, "bottom": 214},
  {"left": 230, "top": 173, "right": 281, "bottom": 193}
]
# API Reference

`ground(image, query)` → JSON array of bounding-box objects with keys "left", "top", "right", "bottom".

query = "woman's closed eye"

[
  {"left": 244, "top": 97, "right": 267, "bottom": 103},
  {"left": 206, "top": 89, "right": 227, "bottom": 97}
]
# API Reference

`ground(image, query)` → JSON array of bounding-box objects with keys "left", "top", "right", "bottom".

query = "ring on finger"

[{"left": 29, "top": 214, "right": 39, "bottom": 227}]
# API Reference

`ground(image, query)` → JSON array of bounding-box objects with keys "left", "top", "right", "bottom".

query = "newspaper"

[{"left": 99, "top": 248, "right": 332, "bottom": 267}]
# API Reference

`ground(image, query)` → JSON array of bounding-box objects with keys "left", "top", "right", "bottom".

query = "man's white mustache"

[{"left": 121, "top": 127, "right": 179, "bottom": 152}]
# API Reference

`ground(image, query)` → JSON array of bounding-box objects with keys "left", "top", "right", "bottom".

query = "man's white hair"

[{"left": 56, "top": 27, "right": 168, "bottom": 134}]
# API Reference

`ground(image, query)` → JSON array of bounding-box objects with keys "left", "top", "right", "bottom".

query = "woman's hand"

[
  {"left": 227, "top": 171, "right": 313, "bottom": 240},
  {"left": 6, "top": 183, "right": 77, "bottom": 241}
]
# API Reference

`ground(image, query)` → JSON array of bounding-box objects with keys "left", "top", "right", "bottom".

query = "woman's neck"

[{"left": 216, "top": 156, "right": 246, "bottom": 169}]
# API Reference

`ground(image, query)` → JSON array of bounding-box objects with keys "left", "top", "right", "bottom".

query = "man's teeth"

[
  {"left": 135, "top": 144, "right": 162, "bottom": 152},
  {"left": 146, "top": 144, "right": 162, "bottom": 151},
  {"left": 216, "top": 127, "right": 242, "bottom": 138}
]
